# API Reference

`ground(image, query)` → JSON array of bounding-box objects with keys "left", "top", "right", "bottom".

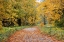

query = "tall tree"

[
  {"left": 0, "top": 0, "right": 37, "bottom": 26},
  {"left": 36, "top": 0, "right": 62, "bottom": 25}
]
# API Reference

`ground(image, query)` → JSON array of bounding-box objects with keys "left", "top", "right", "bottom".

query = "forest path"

[{"left": 7, "top": 26, "right": 62, "bottom": 42}]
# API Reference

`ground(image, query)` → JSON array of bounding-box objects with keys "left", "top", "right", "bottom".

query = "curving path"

[{"left": 7, "top": 27, "right": 62, "bottom": 42}]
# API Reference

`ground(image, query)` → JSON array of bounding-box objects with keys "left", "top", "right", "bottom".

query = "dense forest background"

[{"left": 0, "top": 0, "right": 64, "bottom": 28}]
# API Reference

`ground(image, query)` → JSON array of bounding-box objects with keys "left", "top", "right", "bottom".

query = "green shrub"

[
  {"left": 55, "top": 18, "right": 64, "bottom": 27},
  {"left": 40, "top": 27, "right": 64, "bottom": 40}
]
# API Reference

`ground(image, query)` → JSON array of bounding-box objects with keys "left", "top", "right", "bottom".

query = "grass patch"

[
  {"left": 40, "top": 26, "right": 64, "bottom": 40},
  {"left": 0, "top": 26, "right": 30, "bottom": 42}
]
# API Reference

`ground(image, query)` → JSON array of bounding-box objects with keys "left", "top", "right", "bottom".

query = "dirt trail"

[{"left": 7, "top": 27, "right": 62, "bottom": 42}]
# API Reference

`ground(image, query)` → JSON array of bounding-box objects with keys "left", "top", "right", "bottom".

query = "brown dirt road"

[{"left": 7, "top": 27, "right": 63, "bottom": 42}]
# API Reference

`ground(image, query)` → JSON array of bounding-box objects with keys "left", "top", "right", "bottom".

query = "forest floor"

[
  {"left": 0, "top": 26, "right": 64, "bottom": 42},
  {"left": 7, "top": 26, "right": 64, "bottom": 42}
]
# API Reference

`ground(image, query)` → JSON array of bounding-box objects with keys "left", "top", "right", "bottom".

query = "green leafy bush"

[
  {"left": 40, "top": 27, "right": 64, "bottom": 40},
  {"left": 55, "top": 18, "right": 64, "bottom": 27}
]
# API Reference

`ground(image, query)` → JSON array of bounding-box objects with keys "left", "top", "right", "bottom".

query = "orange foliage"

[{"left": 40, "top": 22, "right": 44, "bottom": 27}]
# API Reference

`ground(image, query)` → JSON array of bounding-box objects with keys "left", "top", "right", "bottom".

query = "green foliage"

[
  {"left": 40, "top": 27, "right": 64, "bottom": 40},
  {"left": 55, "top": 18, "right": 64, "bottom": 27},
  {"left": 0, "top": 26, "right": 30, "bottom": 42}
]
